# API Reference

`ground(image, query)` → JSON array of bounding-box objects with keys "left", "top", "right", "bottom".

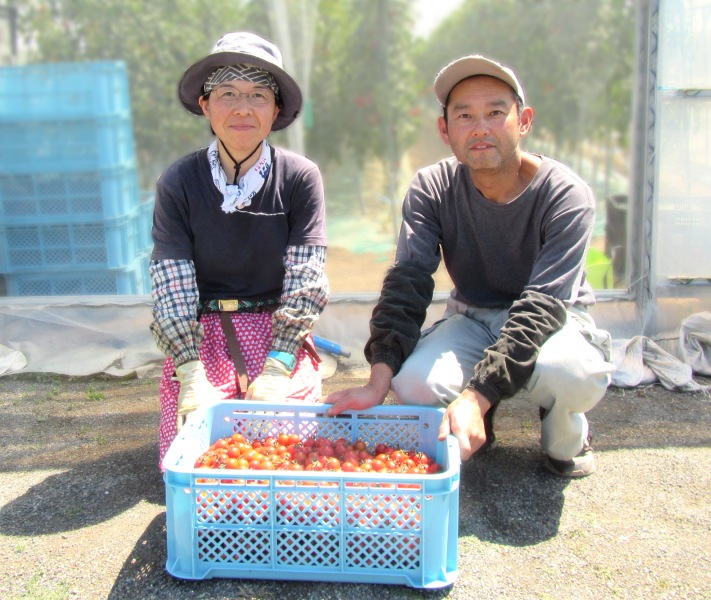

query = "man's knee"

[
  {"left": 530, "top": 327, "right": 613, "bottom": 413},
  {"left": 391, "top": 361, "right": 441, "bottom": 406}
]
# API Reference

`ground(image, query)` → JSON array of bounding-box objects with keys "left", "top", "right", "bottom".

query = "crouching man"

[{"left": 323, "top": 55, "right": 615, "bottom": 477}]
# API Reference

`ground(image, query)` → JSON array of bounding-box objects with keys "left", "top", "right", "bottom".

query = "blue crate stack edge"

[{"left": 0, "top": 61, "right": 153, "bottom": 296}]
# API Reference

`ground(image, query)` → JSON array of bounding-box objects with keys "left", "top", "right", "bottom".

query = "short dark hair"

[{"left": 442, "top": 76, "right": 524, "bottom": 124}]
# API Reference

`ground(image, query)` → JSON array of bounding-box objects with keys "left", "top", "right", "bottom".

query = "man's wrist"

[
  {"left": 460, "top": 387, "right": 492, "bottom": 415},
  {"left": 368, "top": 363, "right": 394, "bottom": 399}
]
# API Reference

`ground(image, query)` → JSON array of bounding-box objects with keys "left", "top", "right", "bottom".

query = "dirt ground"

[{"left": 0, "top": 366, "right": 710, "bottom": 600}]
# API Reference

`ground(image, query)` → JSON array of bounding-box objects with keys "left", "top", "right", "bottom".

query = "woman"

[{"left": 150, "top": 32, "right": 328, "bottom": 464}]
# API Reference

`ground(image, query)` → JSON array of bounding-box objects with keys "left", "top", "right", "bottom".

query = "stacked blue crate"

[{"left": 0, "top": 61, "right": 153, "bottom": 296}]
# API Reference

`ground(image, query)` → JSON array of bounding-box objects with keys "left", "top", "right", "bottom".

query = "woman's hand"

[
  {"left": 246, "top": 357, "right": 292, "bottom": 402},
  {"left": 174, "top": 360, "right": 221, "bottom": 430}
]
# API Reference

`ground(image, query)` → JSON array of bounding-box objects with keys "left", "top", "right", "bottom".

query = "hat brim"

[
  {"left": 178, "top": 52, "right": 302, "bottom": 132},
  {"left": 433, "top": 56, "right": 525, "bottom": 107}
]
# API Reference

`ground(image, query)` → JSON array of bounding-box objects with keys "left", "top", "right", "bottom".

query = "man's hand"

[
  {"left": 322, "top": 363, "right": 393, "bottom": 416},
  {"left": 438, "top": 388, "right": 492, "bottom": 461}
]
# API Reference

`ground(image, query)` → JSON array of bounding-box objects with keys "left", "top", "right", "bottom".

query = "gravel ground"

[{"left": 0, "top": 367, "right": 709, "bottom": 600}]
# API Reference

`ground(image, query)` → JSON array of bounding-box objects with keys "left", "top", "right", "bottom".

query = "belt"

[{"left": 200, "top": 299, "right": 320, "bottom": 393}]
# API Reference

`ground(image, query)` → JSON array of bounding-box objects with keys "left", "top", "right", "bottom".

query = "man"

[{"left": 323, "top": 55, "right": 615, "bottom": 477}]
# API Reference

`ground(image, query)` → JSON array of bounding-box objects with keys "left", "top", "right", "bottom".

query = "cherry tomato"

[
  {"left": 353, "top": 440, "right": 367, "bottom": 452},
  {"left": 326, "top": 458, "right": 341, "bottom": 470},
  {"left": 343, "top": 451, "right": 359, "bottom": 464},
  {"left": 231, "top": 433, "right": 247, "bottom": 444},
  {"left": 214, "top": 439, "right": 229, "bottom": 450},
  {"left": 227, "top": 446, "right": 241, "bottom": 459}
]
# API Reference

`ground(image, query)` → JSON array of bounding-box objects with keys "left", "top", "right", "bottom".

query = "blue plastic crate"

[
  {"left": 0, "top": 116, "right": 136, "bottom": 172},
  {"left": 0, "top": 209, "right": 142, "bottom": 272},
  {"left": 0, "top": 166, "right": 139, "bottom": 222},
  {"left": 138, "top": 193, "right": 155, "bottom": 254},
  {"left": 3, "top": 250, "right": 150, "bottom": 296},
  {"left": 0, "top": 62, "right": 131, "bottom": 121},
  {"left": 162, "top": 401, "right": 460, "bottom": 588}
]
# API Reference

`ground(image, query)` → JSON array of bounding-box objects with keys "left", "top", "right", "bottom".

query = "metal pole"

[{"left": 379, "top": 0, "right": 399, "bottom": 243}]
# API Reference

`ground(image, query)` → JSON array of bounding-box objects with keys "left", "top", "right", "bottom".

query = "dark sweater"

[{"left": 366, "top": 156, "right": 595, "bottom": 403}]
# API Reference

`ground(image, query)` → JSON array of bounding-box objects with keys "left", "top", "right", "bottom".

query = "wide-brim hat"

[
  {"left": 178, "top": 32, "right": 302, "bottom": 132},
  {"left": 433, "top": 55, "right": 525, "bottom": 107}
]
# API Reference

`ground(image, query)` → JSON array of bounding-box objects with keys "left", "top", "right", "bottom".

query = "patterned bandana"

[
  {"left": 207, "top": 139, "right": 272, "bottom": 213},
  {"left": 204, "top": 64, "right": 280, "bottom": 99}
]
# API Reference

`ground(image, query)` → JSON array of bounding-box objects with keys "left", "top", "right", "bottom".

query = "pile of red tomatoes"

[{"left": 194, "top": 432, "right": 442, "bottom": 475}]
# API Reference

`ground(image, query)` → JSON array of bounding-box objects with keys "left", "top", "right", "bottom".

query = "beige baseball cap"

[{"left": 433, "top": 55, "right": 525, "bottom": 107}]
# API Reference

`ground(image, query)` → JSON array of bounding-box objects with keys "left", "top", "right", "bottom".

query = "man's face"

[{"left": 438, "top": 76, "right": 532, "bottom": 173}]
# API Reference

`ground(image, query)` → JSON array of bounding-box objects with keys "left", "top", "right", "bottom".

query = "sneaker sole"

[{"left": 544, "top": 449, "right": 596, "bottom": 478}]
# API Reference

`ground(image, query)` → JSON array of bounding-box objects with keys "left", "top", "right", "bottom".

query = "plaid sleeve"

[
  {"left": 271, "top": 246, "right": 329, "bottom": 355},
  {"left": 149, "top": 259, "right": 203, "bottom": 367}
]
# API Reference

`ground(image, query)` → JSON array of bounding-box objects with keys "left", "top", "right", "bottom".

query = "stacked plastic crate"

[{"left": 0, "top": 61, "right": 154, "bottom": 296}]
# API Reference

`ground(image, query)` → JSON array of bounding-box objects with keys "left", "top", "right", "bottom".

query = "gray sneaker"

[{"left": 544, "top": 439, "right": 596, "bottom": 478}]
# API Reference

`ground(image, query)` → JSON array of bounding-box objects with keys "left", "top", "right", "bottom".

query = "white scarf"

[{"left": 207, "top": 139, "right": 271, "bottom": 213}]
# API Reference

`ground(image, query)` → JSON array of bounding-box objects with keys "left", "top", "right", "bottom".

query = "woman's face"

[{"left": 198, "top": 79, "right": 281, "bottom": 155}]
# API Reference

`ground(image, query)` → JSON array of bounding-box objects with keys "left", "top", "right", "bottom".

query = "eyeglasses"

[{"left": 208, "top": 87, "right": 276, "bottom": 105}]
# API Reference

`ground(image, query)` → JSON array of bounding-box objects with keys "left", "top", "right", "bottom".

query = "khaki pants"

[{"left": 391, "top": 297, "right": 615, "bottom": 461}]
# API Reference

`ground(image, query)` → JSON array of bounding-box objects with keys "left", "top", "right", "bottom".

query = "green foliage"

[
  {"left": 86, "top": 384, "right": 104, "bottom": 401},
  {"left": 14, "top": 0, "right": 635, "bottom": 183},
  {"left": 307, "top": 0, "right": 422, "bottom": 167},
  {"left": 16, "top": 0, "right": 254, "bottom": 186},
  {"left": 418, "top": 0, "right": 635, "bottom": 149}
]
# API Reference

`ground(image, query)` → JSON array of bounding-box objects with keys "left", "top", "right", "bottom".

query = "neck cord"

[{"left": 219, "top": 140, "right": 263, "bottom": 185}]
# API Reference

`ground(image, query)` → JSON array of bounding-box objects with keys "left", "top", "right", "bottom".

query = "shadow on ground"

[
  {"left": 458, "top": 446, "right": 569, "bottom": 546},
  {"left": 107, "top": 513, "right": 455, "bottom": 600},
  {"left": 2, "top": 373, "right": 711, "bottom": 598},
  {"left": 0, "top": 444, "right": 164, "bottom": 536}
]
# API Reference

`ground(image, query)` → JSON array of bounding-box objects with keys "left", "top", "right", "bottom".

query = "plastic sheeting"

[
  {"left": 611, "top": 335, "right": 705, "bottom": 392},
  {"left": 0, "top": 293, "right": 453, "bottom": 377},
  {"left": 0, "top": 292, "right": 668, "bottom": 378},
  {"left": 0, "top": 296, "right": 162, "bottom": 377},
  {"left": 680, "top": 311, "right": 711, "bottom": 376}
]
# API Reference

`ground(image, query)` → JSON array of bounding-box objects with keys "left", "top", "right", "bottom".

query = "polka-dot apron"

[{"left": 158, "top": 312, "right": 321, "bottom": 464}]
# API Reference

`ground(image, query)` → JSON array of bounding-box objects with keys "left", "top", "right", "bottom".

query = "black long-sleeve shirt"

[{"left": 366, "top": 155, "right": 595, "bottom": 403}]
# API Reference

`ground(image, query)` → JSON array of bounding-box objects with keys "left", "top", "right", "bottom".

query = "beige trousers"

[{"left": 391, "top": 297, "right": 615, "bottom": 461}]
